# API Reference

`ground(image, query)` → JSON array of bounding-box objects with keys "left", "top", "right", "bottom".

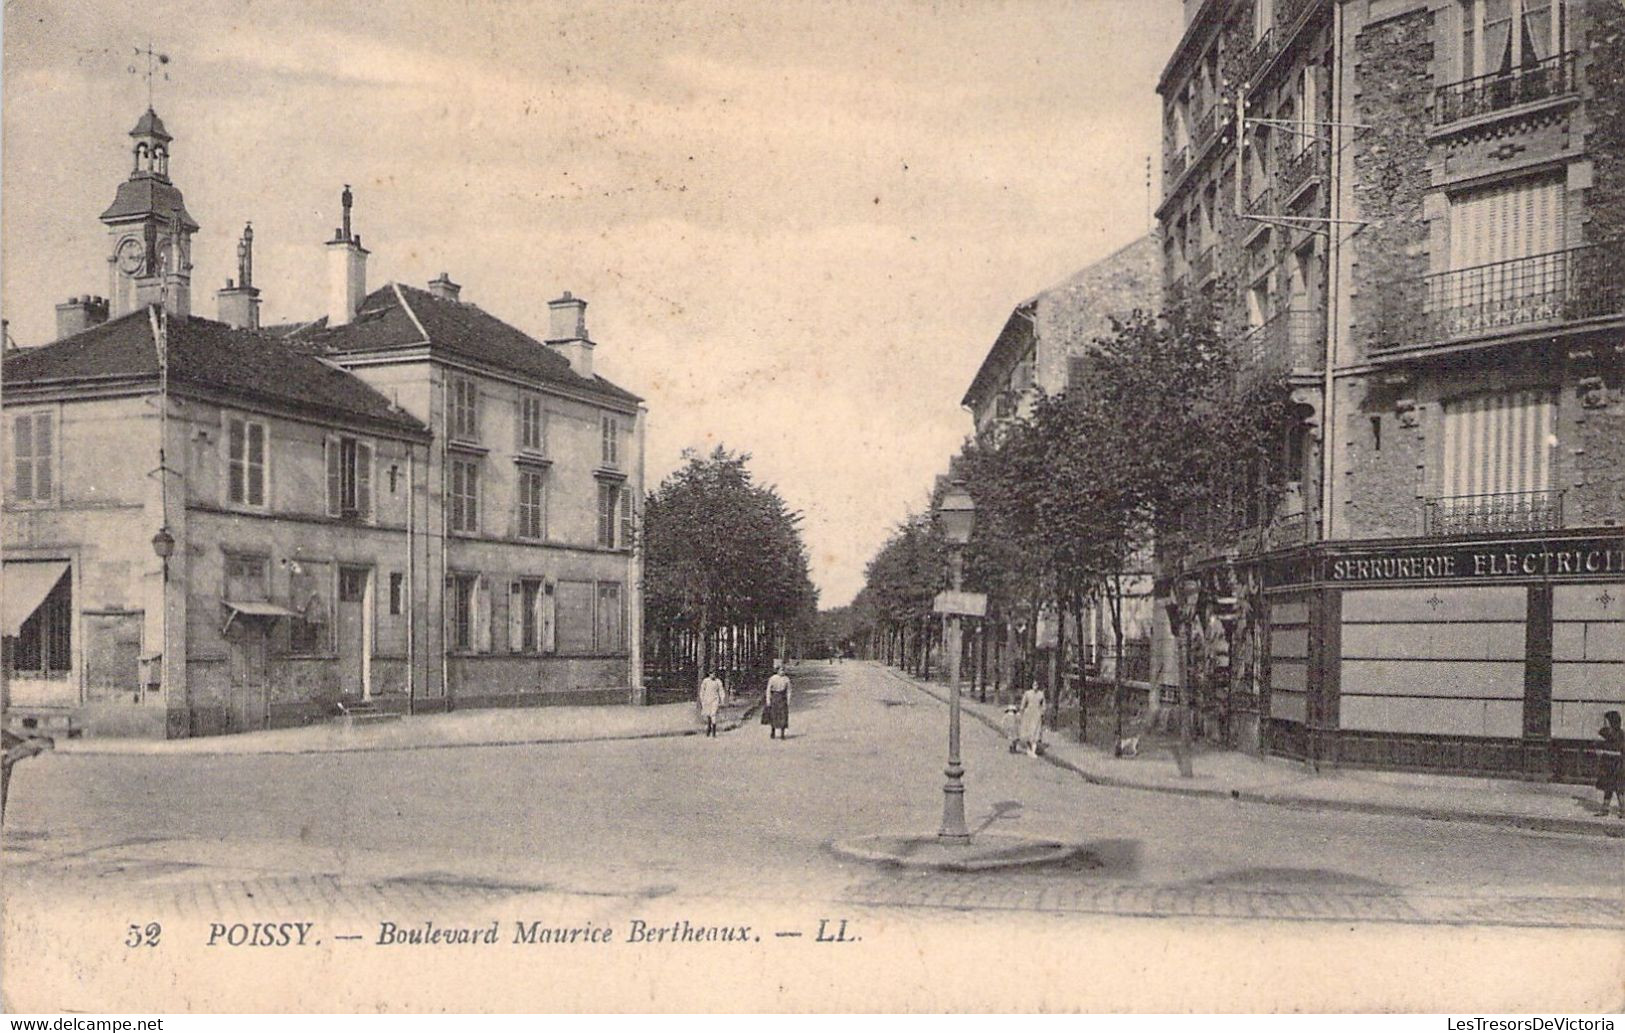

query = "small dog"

[{"left": 1116, "top": 736, "right": 1140, "bottom": 757}]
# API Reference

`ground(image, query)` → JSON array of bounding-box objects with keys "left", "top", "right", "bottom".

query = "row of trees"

[
  {"left": 641, "top": 446, "right": 819, "bottom": 694},
  {"left": 852, "top": 302, "right": 1295, "bottom": 773}
]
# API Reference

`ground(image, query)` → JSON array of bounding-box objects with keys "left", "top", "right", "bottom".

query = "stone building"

[
  {"left": 1156, "top": 0, "right": 1623, "bottom": 779},
  {"left": 2, "top": 108, "right": 646, "bottom": 737},
  {"left": 960, "top": 237, "right": 1161, "bottom": 684}
]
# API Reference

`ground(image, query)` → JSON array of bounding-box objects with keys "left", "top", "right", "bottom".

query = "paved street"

[{"left": 3, "top": 661, "right": 1622, "bottom": 1011}]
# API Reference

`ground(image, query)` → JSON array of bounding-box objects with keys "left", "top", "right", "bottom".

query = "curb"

[
  {"left": 878, "top": 665, "right": 1623, "bottom": 840},
  {"left": 50, "top": 700, "right": 767, "bottom": 759}
]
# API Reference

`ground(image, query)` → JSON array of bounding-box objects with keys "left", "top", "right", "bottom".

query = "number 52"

[{"left": 125, "top": 922, "right": 161, "bottom": 948}]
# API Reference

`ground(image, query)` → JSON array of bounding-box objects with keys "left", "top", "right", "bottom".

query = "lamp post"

[
  {"left": 151, "top": 526, "right": 175, "bottom": 583},
  {"left": 935, "top": 482, "right": 976, "bottom": 844}
]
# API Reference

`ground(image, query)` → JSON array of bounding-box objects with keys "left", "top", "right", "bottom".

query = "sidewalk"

[
  {"left": 878, "top": 664, "right": 1623, "bottom": 840},
  {"left": 50, "top": 696, "right": 760, "bottom": 757}
]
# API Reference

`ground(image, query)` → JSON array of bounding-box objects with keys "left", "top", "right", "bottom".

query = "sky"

[{"left": 1, "top": 0, "right": 1182, "bottom": 608}]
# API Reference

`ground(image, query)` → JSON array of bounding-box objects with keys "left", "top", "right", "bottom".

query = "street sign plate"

[{"left": 932, "top": 590, "right": 988, "bottom": 617}]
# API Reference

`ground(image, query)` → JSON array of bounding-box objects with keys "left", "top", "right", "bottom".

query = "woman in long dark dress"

[
  {"left": 1596, "top": 710, "right": 1623, "bottom": 818},
  {"left": 765, "top": 664, "right": 791, "bottom": 740}
]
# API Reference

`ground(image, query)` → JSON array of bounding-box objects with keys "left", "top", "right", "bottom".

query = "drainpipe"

[
  {"left": 1320, "top": 0, "right": 1345, "bottom": 543},
  {"left": 406, "top": 443, "right": 416, "bottom": 714}
]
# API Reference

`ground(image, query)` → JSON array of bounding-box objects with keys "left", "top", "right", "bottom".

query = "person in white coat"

[
  {"left": 1017, "top": 683, "right": 1046, "bottom": 757},
  {"left": 698, "top": 671, "right": 725, "bottom": 738}
]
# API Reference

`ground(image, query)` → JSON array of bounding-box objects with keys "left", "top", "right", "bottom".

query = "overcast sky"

[{"left": 2, "top": 0, "right": 1181, "bottom": 607}]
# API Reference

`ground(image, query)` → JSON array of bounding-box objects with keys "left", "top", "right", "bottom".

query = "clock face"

[{"left": 116, "top": 237, "right": 146, "bottom": 275}]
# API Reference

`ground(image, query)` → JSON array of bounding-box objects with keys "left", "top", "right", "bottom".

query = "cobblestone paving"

[{"left": 839, "top": 870, "right": 1625, "bottom": 929}]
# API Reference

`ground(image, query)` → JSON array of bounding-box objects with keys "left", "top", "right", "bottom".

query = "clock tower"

[{"left": 100, "top": 107, "right": 199, "bottom": 318}]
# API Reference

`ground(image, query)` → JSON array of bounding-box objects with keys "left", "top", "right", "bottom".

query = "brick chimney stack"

[
  {"left": 326, "top": 185, "right": 369, "bottom": 326},
  {"left": 545, "top": 292, "right": 594, "bottom": 378},
  {"left": 216, "top": 223, "right": 262, "bottom": 330},
  {"left": 428, "top": 272, "right": 461, "bottom": 303},
  {"left": 55, "top": 296, "right": 110, "bottom": 340}
]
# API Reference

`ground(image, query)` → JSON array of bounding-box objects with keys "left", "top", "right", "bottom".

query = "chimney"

[
  {"left": 55, "top": 296, "right": 110, "bottom": 340},
  {"left": 326, "top": 185, "right": 368, "bottom": 326},
  {"left": 545, "top": 291, "right": 594, "bottom": 378},
  {"left": 428, "top": 272, "right": 461, "bottom": 303},
  {"left": 216, "top": 223, "right": 262, "bottom": 330}
]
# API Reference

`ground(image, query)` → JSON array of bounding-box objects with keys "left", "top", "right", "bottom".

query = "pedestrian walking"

[
  {"left": 765, "top": 663, "right": 792, "bottom": 740},
  {"left": 1017, "top": 682, "right": 1045, "bottom": 758},
  {"left": 1595, "top": 710, "right": 1623, "bottom": 818},
  {"left": 699, "top": 670, "right": 725, "bottom": 738}
]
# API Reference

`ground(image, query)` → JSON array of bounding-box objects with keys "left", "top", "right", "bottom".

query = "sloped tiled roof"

[
  {"left": 100, "top": 176, "right": 199, "bottom": 230},
  {"left": 290, "top": 284, "right": 641, "bottom": 405},
  {"left": 2, "top": 307, "right": 427, "bottom": 436}
]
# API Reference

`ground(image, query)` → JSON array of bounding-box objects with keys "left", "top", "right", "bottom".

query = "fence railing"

[
  {"left": 1238, "top": 307, "right": 1323, "bottom": 378},
  {"left": 1422, "top": 490, "right": 1565, "bottom": 537},
  {"left": 1370, "top": 240, "right": 1625, "bottom": 351},
  {"left": 1244, "top": 186, "right": 1275, "bottom": 222},
  {"left": 1435, "top": 51, "right": 1579, "bottom": 125},
  {"left": 1242, "top": 27, "right": 1275, "bottom": 84},
  {"left": 1191, "top": 102, "right": 1224, "bottom": 151},
  {"left": 1166, "top": 145, "right": 1189, "bottom": 184}
]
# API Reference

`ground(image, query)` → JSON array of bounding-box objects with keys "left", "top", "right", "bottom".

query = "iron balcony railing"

[
  {"left": 1434, "top": 51, "right": 1579, "bottom": 126},
  {"left": 1166, "top": 145, "right": 1189, "bottom": 184},
  {"left": 1244, "top": 186, "right": 1275, "bottom": 221},
  {"left": 1191, "top": 244, "right": 1215, "bottom": 283},
  {"left": 1242, "top": 27, "right": 1275, "bottom": 84},
  {"left": 1191, "top": 102, "right": 1224, "bottom": 151},
  {"left": 1275, "top": 0, "right": 1322, "bottom": 35},
  {"left": 1279, "top": 137, "right": 1328, "bottom": 199},
  {"left": 1423, "top": 490, "right": 1565, "bottom": 537},
  {"left": 1238, "top": 308, "right": 1323, "bottom": 378},
  {"left": 1370, "top": 240, "right": 1625, "bottom": 351}
]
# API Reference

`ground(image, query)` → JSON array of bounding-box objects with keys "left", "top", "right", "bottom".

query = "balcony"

[
  {"left": 1166, "top": 145, "right": 1189, "bottom": 185},
  {"left": 1242, "top": 28, "right": 1275, "bottom": 84},
  {"left": 1369, "top": 240, "right": 1625, "bottom": 353},
  {"left": 1237, "top": 308, "right": 1323, "bottom": 380},
  {"left": 1244, "top": 186, "right": 1275, "bottom": 222},
  {"left": 1278, "top": 137, "right": 1328, "bottom": 201},
  {"left": 1423, "top": 490, "right": 1565, "bottom": 537},
  {"left": 1191, "top": 102, "right": 1225, "bottom": 152},
  {"left": 1191, "top": 244, "right": 1215, "bottom": 284},
  {"left": 1434, "top": 51, "right": 1578, "bottom": 127}
]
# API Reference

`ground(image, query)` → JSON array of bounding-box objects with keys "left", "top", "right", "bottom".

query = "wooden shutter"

[
  {"left": 537, "top": 582, "right": 554, "bottom": 655},
  {"left": 326, "top": 436, "right": 342, "bottom": 516},
  {"left": 509, "top": 580, "right": 525, "bottom": 653},
  {"left": 32, "top": 412, "right": 52, "bottom": 500},
  {"left": 356, "top": 441, "right": 373, "bottom": 519},
  {"left": 619, "top": 488, "right": 634, "bottom": 549},
  {"left": 474, "top": 575, "right": 493, "bottom": 653}
]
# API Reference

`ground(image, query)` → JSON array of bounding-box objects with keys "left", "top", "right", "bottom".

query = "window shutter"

[
  {"left": 326, "top": 436, "right": 342, "bottom": 516},
  {"left": 246, "top": 423, "right": 265, "bottom": 506},
  {"left": 13, "top": 414, "right": 33, "bottom": 500},
  {"left": 509, "top": 580, "right": 524, "bottom": 653},
  {"left": 356, "top": 441, "right": 373, "bottom": 519},
  {"left": 474, "top": 576, "right": 493, "bottom": 653},
  {"left": 444, "top": 574, "right": 457, "bottom": 653},
  {"left": 541, "top": 581, "right": 557, "bottom": 654},
  {"left": 619, "top": 488, "right": 634, "bottom": 549},
  {"left": 33, "top": 413, "right": 52, "bottom": 500}
]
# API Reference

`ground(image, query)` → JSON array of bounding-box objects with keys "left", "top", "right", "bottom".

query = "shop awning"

[
  {"left": 220, "top": 599, "right": 302, "bottom": 636},
  {"left": 2, "top": 561, "right": 69, "bottom": 636}
]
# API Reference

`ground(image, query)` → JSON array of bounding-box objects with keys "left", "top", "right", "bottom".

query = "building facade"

[
  {"left": 1155, "top": 0, "right": 1623, "bottom": 779},
  {"left": 2, "top": 108, "right": 647, "bottom": 738}
]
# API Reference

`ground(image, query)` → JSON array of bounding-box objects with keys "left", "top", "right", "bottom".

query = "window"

[
  {"left": 1248, "top": 273, "right": 1275, "bottom": 330},
  {"left": 1461, "top": 0, "right": 1565, "bottom": 79},
  {"left": 326, "top": 436, "right": 373, "bottom": 519},
  {"left": 1293, "top": 67, "right": 1320, "bottom": 155},
  {"left": 389, "top": 572, "right": 404, "bottom": 616},
  {"left": 596, "top": 582, "right": 625, "bottom": 654},
  {"left": 519, "top": 394, "right": 546, "bottom": 453},
  {"left": 225, "top": 554, "right": 268, "bottom": 602},
  {"left": 600, "top": 414, "right": 620, "bottom": 468},
  {"left": 620, "top": 486, "right": 635, "bottom": 550},
  {"left": 226, "top": 415, "right": 268, "bottom": 508},
  {"left": 554, "top": 580, "right": 596, "bottom": 655},
  {"left": 8, "top": 565, "right": 71, "bottom": 677},
  {"left": 1448, "top": 174, "right": 1565, "bottom": 270},
  {"left": 288, "top": 561, "right": 332, "bottom": 655},
  {"left": 1441, "top": 388, "right": 1556, "bottom": 497},
  {"left": 339, "top": 567, "right": 369, "bottom": 604},
  {"left": 598, "top": 482, "right": 624, "bottom": 549},
  {"left": 508, "top": 577, "right": 556, "bottom": 654},
  {"left": 1253, "top": 0, "right": 1273, "bottom": 41},
  {"left": 449, "top": 457, "right": 479, "bottom": 533},
  {"left": 10, "top": 411, "right": 54, "bottom": 504},
  {"left": 448, "top": 375, "right": 479, "bottom": 441},
  {"left": 517, "top": 468, "right": 546, "bottom": 540},
  {"left": 445, "top": 573, "right": 490, "bottom": 653}
]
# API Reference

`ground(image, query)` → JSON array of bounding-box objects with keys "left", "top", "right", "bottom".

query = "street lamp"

[
  {"left": 151, "top": 526, "right": 175, "bottom": 582},
  {"left": 935, "top": 482, "right": 976, "bottom": 844}
]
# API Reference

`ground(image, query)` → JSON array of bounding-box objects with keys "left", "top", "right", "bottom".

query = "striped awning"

[{"left": 2, "top": 561, "right": 69, "bottom": 637}]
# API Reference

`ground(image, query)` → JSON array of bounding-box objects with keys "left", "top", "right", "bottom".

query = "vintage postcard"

[{"left": 2, "top": 0, "right": 1622, "bottom": 1015}]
